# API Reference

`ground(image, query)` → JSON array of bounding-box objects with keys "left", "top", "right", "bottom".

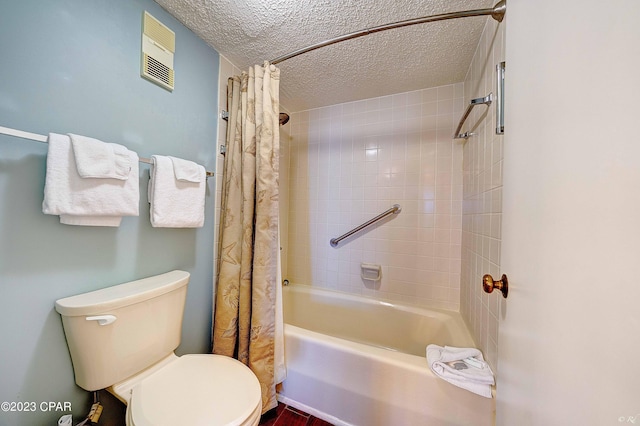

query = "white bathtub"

[{"left": 278, "top": 284, "right": 495, "bottom": 426}]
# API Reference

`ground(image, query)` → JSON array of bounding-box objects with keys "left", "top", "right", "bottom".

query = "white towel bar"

[{"left": 0, "top": 125, "right": 214, "bottom": 177}]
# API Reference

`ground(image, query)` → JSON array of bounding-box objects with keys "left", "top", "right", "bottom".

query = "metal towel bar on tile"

[
  {"left": 330, "top": 204, "right": 401, "bottom": 247},
  {"left": 453, "top": 93, "right": 493, "bottom": 140}
]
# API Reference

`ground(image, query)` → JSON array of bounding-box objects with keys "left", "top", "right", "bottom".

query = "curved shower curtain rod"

[{"left": 270, "top": 0, "right": 506, "bottom": 65}]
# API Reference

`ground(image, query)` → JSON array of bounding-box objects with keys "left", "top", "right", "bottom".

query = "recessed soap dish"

[{"left": 361, "top": 263, "right": 382, "bottom": 281}]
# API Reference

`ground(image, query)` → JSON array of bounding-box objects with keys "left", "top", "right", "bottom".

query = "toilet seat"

[{"left": 127, "top": 354, "right": 261, "bottom": 426}]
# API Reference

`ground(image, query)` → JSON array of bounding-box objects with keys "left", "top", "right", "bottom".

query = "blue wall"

[{"left": 0, "top": 0, "right": 219, "bottom": 424}]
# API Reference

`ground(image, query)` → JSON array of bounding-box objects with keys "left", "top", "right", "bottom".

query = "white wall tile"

[
  {"left": 284, "top": 82, "right": 464, "bottom": 311},
  {"left": 460, "top": 20, "right": 506, "bottom": 371}
]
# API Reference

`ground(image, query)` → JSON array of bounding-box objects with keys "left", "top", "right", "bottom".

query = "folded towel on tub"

[
  {"left": 42, "top": 133, "right": 139, "bottom": 226},
  {"left": 147, "top": 155, "right": 206, "bottom": 228},
  {"left": 426, "top": 344, "right": 494, "bottom": 398}
]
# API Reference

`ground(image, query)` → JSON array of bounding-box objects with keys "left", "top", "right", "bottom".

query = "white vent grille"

[
  {"left": 143, "top": 13, "right": 175, "bottom": 52},
  {"left": 143, "top": 53, "right": 174, "bottom": 89},
  {"left": 141, "top": 12, "right": 175, "bottom": 91}
]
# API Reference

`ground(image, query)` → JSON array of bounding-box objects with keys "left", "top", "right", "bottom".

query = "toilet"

[{"left": 55, "top": 270, "right": 261, "bottom": 426}]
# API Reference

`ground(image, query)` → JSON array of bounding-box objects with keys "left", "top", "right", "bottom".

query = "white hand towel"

[
  {"left": 69, "top": 133, "right": 131, "bottom": 180},
  {"left": 169, "top": 156, "right": 203, "bottom": 183},
  {"left": 148, "top": 155, "right": 206, "bottom": 228},
  {"left": 426, "top": 344, "right": 495, "bottom": 398},
  {"left": 42, "top": 133, "right": 139, "bottom": 226}
]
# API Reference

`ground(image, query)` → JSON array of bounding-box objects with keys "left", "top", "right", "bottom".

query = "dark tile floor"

[{"left": 259, "top": 402, "right": 334, "bottom": 426}]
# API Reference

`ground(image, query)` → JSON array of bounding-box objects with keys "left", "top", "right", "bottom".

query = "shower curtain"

[{"left": 213, "top": 61, "right": 285, "bottom": 413}]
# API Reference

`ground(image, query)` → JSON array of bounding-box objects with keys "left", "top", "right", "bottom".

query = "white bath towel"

[
  {"left": 148, "top": 155, "right": 206, "bottom": 228},
  {"left": 426, "top": 344, "right": 495, "bottom": 398},
  {"left": 69, "top": 133, "right": 131, "bottom": 180},
  {"left": 42, "top": 133, "right": 140, "bottom": 226}
]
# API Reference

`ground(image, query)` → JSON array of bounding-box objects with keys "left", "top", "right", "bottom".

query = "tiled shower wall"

[
  {"left": 460, "top": 18, "right": 505, "bottom": 369},
  {"left": 285, "top": 84, "right": 465, "bottom": 310}
]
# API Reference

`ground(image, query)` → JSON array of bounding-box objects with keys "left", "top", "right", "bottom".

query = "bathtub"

[{"left": 278, "top": 284, "right": 495, "bottom": 426}]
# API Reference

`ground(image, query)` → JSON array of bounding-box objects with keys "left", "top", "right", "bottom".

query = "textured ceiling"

[{"left": 154, "top": 0, "right": 495, "bottom": 111}]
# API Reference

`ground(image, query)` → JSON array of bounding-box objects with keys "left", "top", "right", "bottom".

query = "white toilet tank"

[{"left": 55, "top": 270, "right": 190, "bottom": 391}]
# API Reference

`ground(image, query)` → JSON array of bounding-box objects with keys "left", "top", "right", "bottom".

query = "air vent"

[
  {"left": 141, "top": 12, "right": 175, "bottom": 91},
  {"left": 143, "top": 53, "right": 174, "bottom": 88}
]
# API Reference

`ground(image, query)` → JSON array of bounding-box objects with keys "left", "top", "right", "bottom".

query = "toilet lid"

[{"left": 129, "top": 354, "right": 261, "bottom": 426}]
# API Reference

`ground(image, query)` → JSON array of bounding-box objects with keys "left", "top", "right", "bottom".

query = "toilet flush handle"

[{"left": 86, "top": 315, "right": 117, "bottom": 326}]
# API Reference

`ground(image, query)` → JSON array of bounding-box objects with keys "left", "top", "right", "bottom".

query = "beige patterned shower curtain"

[{"left": 213, "top": 62, "right": 284, "bottom": 413}]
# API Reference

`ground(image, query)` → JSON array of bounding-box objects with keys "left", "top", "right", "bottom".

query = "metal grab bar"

[
  {"left": 453, "top": 93, "right": 493, "bottom": 139},
  {"left": 330, "top": 204, "right": 402, "bottom": 247}
]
